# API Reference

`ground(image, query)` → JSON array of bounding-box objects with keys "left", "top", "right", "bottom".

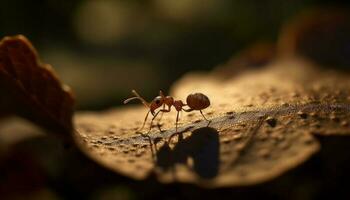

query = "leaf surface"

[{"left": 74, "top": 58, "right": 350, "bottom": 187}]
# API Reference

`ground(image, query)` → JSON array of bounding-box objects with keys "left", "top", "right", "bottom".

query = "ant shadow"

[{"left": 154, "top": 126, "right": 219, "bottom": 179}]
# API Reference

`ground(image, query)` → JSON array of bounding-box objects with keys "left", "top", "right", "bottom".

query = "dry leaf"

[
  {"left": 0, "top": 35, "right": 75, "bottom": 135},
  {"left": 74, "top": 58, "right": 350, "bottom": 187},
  {"left": 278, "top": 8, "right": 350, "bottom": 68}
]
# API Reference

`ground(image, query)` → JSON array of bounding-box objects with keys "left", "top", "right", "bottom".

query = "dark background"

[
  {"left": 1, "top": 0, "right": 349, "bottom": 110},
  {"left": 1, "top": 1, "right": 350, "bottom": 200}
]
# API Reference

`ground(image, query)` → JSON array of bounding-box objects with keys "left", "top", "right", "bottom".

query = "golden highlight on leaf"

[{"left": 74, "top": 58, "right": 350, "bottom": 187}]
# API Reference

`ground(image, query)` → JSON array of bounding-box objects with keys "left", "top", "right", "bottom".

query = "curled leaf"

[
  {"left": 0, "top": 35, "right": 75, "bottom": 135},
  {"left": 74, "top": 58, "right": 350, "bottom": 187},
  {"left": 278, "top": 8, "right": 350, "bottom": 68}
]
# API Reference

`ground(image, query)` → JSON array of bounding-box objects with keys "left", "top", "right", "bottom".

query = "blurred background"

[
  {"left": 1, "top": 1, "right": 350, "bottom": 200},
  {"left": 1, "top": 0, "right": 349, "bottom": 110}
]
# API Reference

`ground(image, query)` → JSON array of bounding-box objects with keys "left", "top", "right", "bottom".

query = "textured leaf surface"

[
  {"left": 74, "top": 58, "right": 350, "bottom": 187},
  {"left": 0, "top": 35, "right": 75, "bottom": 134}
]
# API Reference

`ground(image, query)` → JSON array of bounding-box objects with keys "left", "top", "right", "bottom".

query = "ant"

[{"left": 124, "top": 90, "right": 211, "bottom": 136}]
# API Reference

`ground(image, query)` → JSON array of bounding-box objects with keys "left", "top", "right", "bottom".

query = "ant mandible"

[{"left": 124, "top": 90, "right": 210, "bottom": 133}]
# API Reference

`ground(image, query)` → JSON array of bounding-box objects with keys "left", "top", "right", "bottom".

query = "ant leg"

[
  {"left": 156, "top": 105, "right": 171, "bottom": 131},
  {"left": 139, "top": 110, "right": 150, "bottom": 131},
  {"left": 138, "top": 132, "right": 156, "bottom": 162},
  {"left": 148, "top": 107, "right": 172, "bottom": 133},
  {"left": 168, "top": 111, "right": 180, "bottom": 143},
  {"left": 148, "top": 111, "right": 161, "bottom": 133},
  {"left": 200, "top": 110, "right": 209, "bottom": 121},
  {"left": 182, "top": 108, "right": 209, "bottom": 121},
  {"left": 156, "top": 104, "right": 166, "bottom": 127},
  {"left": 175, "top": 110, "right": 180, "bottom": 133},
  {"left": 182, "top": 108, "right": 193, "bottom": 112}
]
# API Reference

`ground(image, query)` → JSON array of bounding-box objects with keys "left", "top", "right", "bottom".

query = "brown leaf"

[
  {"left": 74, "top": 58, "right": 350, "bottom": 187},
  {"left": 278, "top": 8, "right": 350, "bottom": 68},
  {"left": 0, "top": 35, "right": 75, "bottom": 135}
]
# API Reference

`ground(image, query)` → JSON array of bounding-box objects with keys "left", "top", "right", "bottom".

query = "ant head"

[{"left": 150, "top": 95, "right": 164, "bottom": 114}]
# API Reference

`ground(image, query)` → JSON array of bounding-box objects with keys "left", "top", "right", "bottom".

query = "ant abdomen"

[{"left": 186, "top": 93, "right": 210, "bottom": 110}]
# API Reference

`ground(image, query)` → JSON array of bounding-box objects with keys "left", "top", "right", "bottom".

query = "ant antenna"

[
  {"left": 123, "top": 90, "right": 150, "bottom": 108},
  {"left": 159, "top": 90, "right": 165, "bottom": 97}
]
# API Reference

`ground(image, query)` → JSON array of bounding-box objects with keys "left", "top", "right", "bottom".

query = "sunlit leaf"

[{"left": 74, "top": 58, "right": 350, "bottom": 187}]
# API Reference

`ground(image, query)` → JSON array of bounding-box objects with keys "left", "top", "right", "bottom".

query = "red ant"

[{"left": 124, "top": 90, "right": 210, "bottom": 134}]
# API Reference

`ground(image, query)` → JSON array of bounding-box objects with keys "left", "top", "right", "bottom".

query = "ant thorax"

[{"left": 164, "top": 96, "right": 174, "bottom": 107}]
